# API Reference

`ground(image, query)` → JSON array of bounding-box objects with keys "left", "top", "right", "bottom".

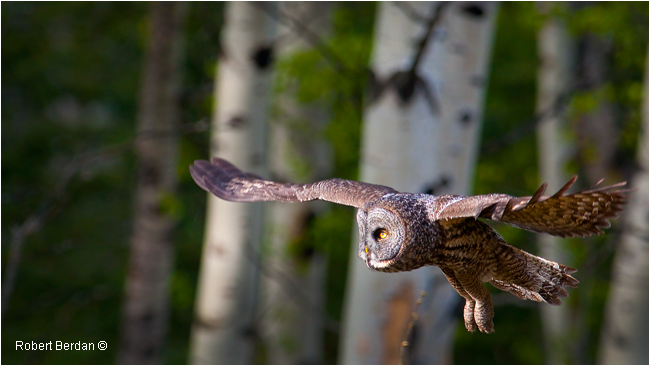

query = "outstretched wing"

[
  {"left": 189, "top": 157, "right": 398, "bottom": 208},
  {"left": 436, "top": 176, "right": 633, "bottom": 238}
]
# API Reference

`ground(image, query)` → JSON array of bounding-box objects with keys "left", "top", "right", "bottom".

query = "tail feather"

[{"left": 491, "top": 242, "right": 579, "bottom": 305}]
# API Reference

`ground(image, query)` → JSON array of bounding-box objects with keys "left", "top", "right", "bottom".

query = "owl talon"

[
  {"left": 464, "top": 320, "right": 477, "bottom": 332},
  {"left": 463, "top": 300, "right": 477, "bottom": 332},
  {"left": 462, "top": 307, "right": 495, "bottom": 333},
  {"left": 476, "top": 318, "right": 494, "bottom": 334},
  {"left": 475, "top": 302, "right": 495, "bottom": 334}
]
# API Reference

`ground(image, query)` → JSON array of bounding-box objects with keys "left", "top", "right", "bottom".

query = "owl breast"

[{"left": 356, "top": 194, "right": 443, "bottom": 273}]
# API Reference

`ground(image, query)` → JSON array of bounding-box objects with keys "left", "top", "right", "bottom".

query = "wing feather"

[
  {"left": 437, "top": 176, "right": 633, "bottom": 238},
  {"left": 189, "top": 158, "right": 398, "bottom": 208}
]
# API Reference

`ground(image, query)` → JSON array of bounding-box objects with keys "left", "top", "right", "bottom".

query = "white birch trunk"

[
  {"left": 340, "top": 3, "right": 498, "bottom": 364},
  {"left": 413, "top": 3, "right": 499, "bottom": 363},
  {"left": 261, "top": 2, "right": 333, "bottom": 364},
  {"left": 534, "top": 6, "right": 573, "bottom": 363},
  {"left": 340, "top": 4, "right": 440, "bottom": 363},
  {"left": 189, "top": 3, "right": 275, "bottom": 364},
  {"left": 597, "top": 51, "right": 649, "bottom": 365},
  {"left": 434, "top": 2, "right": 499, "bottom": 196}
]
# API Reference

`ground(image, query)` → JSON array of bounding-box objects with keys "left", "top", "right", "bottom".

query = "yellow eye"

[
  {"left": 373, "top": 228, "right": 389, "bottom": 240},
  {"left": 365, "top": 247, "right": 369, "bottom": 254}
]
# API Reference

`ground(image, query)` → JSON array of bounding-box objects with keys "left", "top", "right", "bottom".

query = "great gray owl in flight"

[{"left": 190, "top": 157, "right": 632, "bottom": 333}]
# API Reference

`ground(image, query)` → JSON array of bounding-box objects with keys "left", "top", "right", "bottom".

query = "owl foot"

[
  {"left": 463, "top": 300, "right": 477, "bottom": 332},
  {"left": 474, "top": 301, "right": 495, "bottom": 333},
  {"left": 462, "top": 299, "right": 494, "bottom": 333}
]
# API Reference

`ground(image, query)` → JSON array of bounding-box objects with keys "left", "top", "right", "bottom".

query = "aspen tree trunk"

[
  {"left": 189, "top": 3, "right": 275, "bottom": 364},
  {"left": 434, "top": 2, "right": 499, "bottom": 196},
  {"left": 598, "top": 51, "right": 649, "bottom": 365},
  {"left": 570, "top": 8, "right": 619, "bottom": 362},
  {"left": 340, "top": 3, "right": 498, "bottom": 364},
  {"left": 262, "top": 2, "right": 333, "bottom": 364},
  {"left": 413, "top": 3, "right": 499, "bottom": 363},
  {"left": 118, "top": 3, "right": 185, "bottom": 364},
  {"left": 535, "top": 6, "right": 572, "bottom": 363},
  {"left": 340, "top": 4, "right": 441, "bottom": 363}
]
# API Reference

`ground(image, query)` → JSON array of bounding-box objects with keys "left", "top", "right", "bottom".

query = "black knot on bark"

[
  {"left": 252, "top": 46, "right": 273, "bottom": 69},
  {"left": 461, "top": 5, "right": 485, "bottom": 18}
]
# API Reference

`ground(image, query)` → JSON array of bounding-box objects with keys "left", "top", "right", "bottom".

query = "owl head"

[{"left": 356, "top": 194, "right": 441, "bottom": 273}]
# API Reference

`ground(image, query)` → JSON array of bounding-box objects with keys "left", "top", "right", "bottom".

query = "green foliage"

[
  {"left": 325, "top": 4, "right": 377, "bottom": 180},
  {"left": 568, "top": 2, "right": 648, "bottom": 71},
  {"left": 2, "top": 2, "right": 222, "bottom": 364},
  {"left": 475, "top": 2, "right": 541, "bottom": 197},
  {"left": 158, "top": 190, "right": 183, "bottom": 219},
  {"left": 566, "top": 2, "right": 648, "bottom": 163},
  {"left": 273, "top": 3, "right": 375, "bottom": 181}
]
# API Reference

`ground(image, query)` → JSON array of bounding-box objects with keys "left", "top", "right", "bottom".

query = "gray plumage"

[{"left": 190, "top": 157, "right": 633, "bottom": 333}]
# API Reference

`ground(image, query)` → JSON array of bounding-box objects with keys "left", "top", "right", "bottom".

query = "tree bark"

[
  {"left": 413, "top": 3, "right": 499, "bottom": 363},
  {"left": 570, "top": 8, "right": 620, "bottom": 362},
  {"left": 340, "top": 2, "right": 498, "bottom": 364},
  {"left": 340, "top": 4, "right": 442, "bottom": 363},
  {"left": 118, "top": 2, "right": 185, "bottom": 364},
  {"left": 535, "top": 4, "right": 573, "bottom": 363},
  {"left": 188, "top": 3, "right": 275, "bottom": 364},
  {"left": 598, "top": 50, "right": 649, "bottom": 365},
  {"left": 434, "top": 2, "right": 500, "bottom": 196}
]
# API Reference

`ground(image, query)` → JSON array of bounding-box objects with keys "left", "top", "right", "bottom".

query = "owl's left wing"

[
  {"left": 190, "top": 158, "right": 398, "bottom": 208},
  {"left": 436, "top": 176, "right": 633, "bottom": 238}
]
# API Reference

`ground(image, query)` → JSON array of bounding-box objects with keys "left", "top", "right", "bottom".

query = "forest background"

[{"left": 2, "top": 2, "right": 648, "bottom": 364}]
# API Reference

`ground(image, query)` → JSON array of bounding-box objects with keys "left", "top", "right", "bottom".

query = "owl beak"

[{"left": 362, "top": 246, "right": 371, "bottom": 267}]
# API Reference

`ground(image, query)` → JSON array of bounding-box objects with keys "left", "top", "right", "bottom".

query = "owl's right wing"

[
  {"left": 190, "top": 157, "right": 398, "bottom": 208},
  {"left": 436, "top": 176, "right": 633, "bottom": 238}
]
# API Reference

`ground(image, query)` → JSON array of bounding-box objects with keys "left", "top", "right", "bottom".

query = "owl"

[{"left": 190, "top": 157, "right": 632, "bottom": 333}]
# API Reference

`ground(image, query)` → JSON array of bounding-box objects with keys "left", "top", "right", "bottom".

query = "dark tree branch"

[
  {"left": 480, "top": 87, "right": 574, "bottom": 155},
  {"left": 1, "top": 115, "right": 209, "bottom": 315},
  {"left": 479, "top": 77, "right": 626, "bottom": 157},
  {"left": 1, "top": 141, "right": 130, "bottom": 314},
  {"left": 399, "top": 290, "right": 426, "bottom": 365},
  {"left": 369, "top": 2, "right": 449, "bottom": 115},
  {"left": 393, "top": 1, "right": 431, "bottom": 24},
  {"left": 409, "top": 2, "right": 449, "bottom": 76},
  {"left": 241, "top": 233, "right": 341, "bottom": 334},
  {"left": 2, "top": 216, "right": 43, "bottom": 314}
]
